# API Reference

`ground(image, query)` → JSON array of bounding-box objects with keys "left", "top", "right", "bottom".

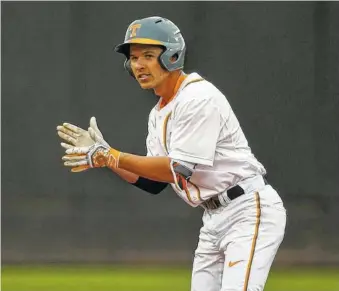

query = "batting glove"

[
  {"left": 57, "top": 116, "right": 109, "bottom": 150},
  {"left": 62, "top": 143, "right": 121, "bottom": 172},
  {"left": 60, "top": 117, "right": 120, "bottom": 172}
]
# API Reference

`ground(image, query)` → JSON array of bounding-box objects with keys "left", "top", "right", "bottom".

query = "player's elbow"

[{"left": 131, "top": 177, "right": 168, "bottom": 195}]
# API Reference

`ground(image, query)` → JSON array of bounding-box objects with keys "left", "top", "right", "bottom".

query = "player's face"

[{"left": 129, "top": 44, "right": 170, "bottom": 89}]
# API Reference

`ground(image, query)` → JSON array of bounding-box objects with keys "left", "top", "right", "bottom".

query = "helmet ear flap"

[
  {"left": 157, "top": 49, "right": 167, "bottom": 71},
  {"left": 124, "top": 59, "right": 135, "bottom": 78}
]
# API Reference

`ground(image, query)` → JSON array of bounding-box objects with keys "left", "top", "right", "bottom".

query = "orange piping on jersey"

[
  {"left": 161, "top": 77, "right": 206, "bottom": 154},
  {"left": 184, "top": 78, "right": 205, "bottom": 87},
  {"left": 177, "top": 175, "right": 197, "bottom": 205},
  {"left": 162, "top": 112, "right": 172, "bottom": 154},
  {"left": 172, "top": 174, "right": 201, "bottom": 205},
  {"left": 160, "top": 76, "right": 205, "bottom": 109},
  {"left": 159, "top": 77, "right": 205, "bottom": 108},
  {"left": 159, "top": 74, "right": 188, "bottom": 109},
  {"left": 189, "top": 181, "right": 203, "bottom": 202},
  {"left": 184, "top": 185, "right": 195, "bottom": 204},
  {"left": 173, "top": 170, "right": 202, "bottom": 205},
  {"left": 183, "top": 181, "right": 202, "bottom": 205},
  {"left": 162, "top": 76, "right": 206, "bottom": 203}
]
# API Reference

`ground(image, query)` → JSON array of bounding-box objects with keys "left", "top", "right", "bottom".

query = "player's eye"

[
  {"left": 130, "top": 56, "right": 138, "bottom": 62},
  {"left": 145, "top": 54, "right": 154, "bottom": 59}
]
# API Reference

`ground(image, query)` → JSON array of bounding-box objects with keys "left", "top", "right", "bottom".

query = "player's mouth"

[{"left": 137, "top": 74, "right": 151, "bottom": 82}]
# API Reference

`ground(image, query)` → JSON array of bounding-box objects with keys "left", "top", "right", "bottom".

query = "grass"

[{"left": 1, "top": 265, "right": 339, "bottom": 291}]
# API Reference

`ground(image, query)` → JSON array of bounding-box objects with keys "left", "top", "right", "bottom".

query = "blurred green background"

[{"left": 2, "top": 265, "right": 339, "bottom": 291}]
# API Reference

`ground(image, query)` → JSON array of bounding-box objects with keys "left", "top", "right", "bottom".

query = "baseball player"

[{"left": 57, "top": 16, "right": 286, "bottom": 291}]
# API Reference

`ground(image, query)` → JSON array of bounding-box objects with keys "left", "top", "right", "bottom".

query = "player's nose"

[{"left": 134, "top": 59, "right": 146, "bottom": 70}]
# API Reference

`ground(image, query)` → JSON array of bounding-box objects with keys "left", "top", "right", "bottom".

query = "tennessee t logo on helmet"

[
  {"left": 114, "top": 16, "right": 186, "bottom": 76},
  {"left": 128, "top": 24, "right": 141, "bottom": 38}
]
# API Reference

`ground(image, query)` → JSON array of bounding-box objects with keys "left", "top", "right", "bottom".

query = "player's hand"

[
  {"left": 57, "top": 116, "right": 109, "bottom": 150},
  {"left": 58, "top": 116, "right": 114, "bottom": 172},
  {"left": 62, "top": 143, "right": 121, "bottom": 172}
]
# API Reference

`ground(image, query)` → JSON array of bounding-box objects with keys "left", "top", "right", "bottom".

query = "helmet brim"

[{"left": 114, "top": 38, "right": 164, "bottom": 57}]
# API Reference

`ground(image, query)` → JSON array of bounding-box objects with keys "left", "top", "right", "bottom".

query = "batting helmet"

[{"left": 114, "top": 16, "right": 186, "bottom": 76}]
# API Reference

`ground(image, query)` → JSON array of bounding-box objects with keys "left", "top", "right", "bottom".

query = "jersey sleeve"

[{"left": 168, "top": 97, "right": 221, "bottom": 166}]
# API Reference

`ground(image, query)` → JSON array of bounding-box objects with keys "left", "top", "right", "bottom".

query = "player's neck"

[{"left": 154, "top": 71, "right": 186, "bottom": 105}]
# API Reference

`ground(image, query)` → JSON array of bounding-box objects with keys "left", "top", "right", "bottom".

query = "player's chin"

[{"left": 138, "top": 81, "right": 155, "bottom": 90}]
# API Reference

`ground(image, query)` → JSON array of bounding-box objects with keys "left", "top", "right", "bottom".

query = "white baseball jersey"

[{"left": 146, "top": 72, "right": 266, "bottom": 207}]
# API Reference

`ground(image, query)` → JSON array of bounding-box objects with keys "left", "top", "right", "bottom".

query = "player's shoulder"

[
  {"left": 181, "top": 72, "right": 211, "bottom": 92},
  {"left": 147, "top": 106, "right": 157, "bottom": 123},
  {"left": 145, "top": 101, "right": 159, "bottom": 128},
  {"left": 176, "top": 72, "right": 230, "bottom": 108}
]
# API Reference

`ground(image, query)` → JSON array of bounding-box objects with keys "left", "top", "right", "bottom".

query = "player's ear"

[{"left": 170, "top": 53, "right": 179, "bottom": 63}]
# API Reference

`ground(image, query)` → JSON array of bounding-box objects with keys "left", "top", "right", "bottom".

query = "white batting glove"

[
  {"left": 87, "top": 117, "right": 110, "bottom": 148},
  {"left": 62, "top": 143, "right": 108, "bottom": 171},
  {"left": 62, "top": 143, "right": 120, "bottom": 173},
  {"left": 57, "top": 116, "right": 109, "bottom": 149},
  {"left": 58, "top": 117, "right": 112, "bottom": 172},
  {"left": 59, "top": 117, "right": 120, "bottom": 172}
]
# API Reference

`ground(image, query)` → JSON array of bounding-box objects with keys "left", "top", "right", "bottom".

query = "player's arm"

[
  {"left": 103, "top": 96, "right": 220, "bottom": 183},
  {"left": 57, "top": 117, "right": 168, "bottom": 194},
  {"left": 64, "top": 143, "right": 189, "bottom": 184},
  {"left": 108, "top": 166, "right": 139, "bottom": 183},
  {"left": 106, "top": 97, "right": 221, "bottom": 186},
  {"left": 63, "top": 97, "right": 219, "bottom": 185},
  {"left": 109, "top": 166, "right": 168, "bottom": 195},
  {"left": 117, "top": 155, "right": 195, "bottom": 194},
  {"left": 118, "top": 154, "right": 174, "bottom": 183}
]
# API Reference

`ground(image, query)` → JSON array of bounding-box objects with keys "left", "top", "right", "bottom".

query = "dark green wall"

[{"left": 2, "top": 1, "right": 338, "bottom": 263}]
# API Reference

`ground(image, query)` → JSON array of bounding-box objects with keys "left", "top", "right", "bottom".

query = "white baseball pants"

[{"left": 191, "top": 176, "right": 286, "bottom": 291}]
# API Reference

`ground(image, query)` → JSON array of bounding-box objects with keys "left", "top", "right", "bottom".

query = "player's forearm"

[
  {"left": 109, "top": 167, "right": 139, "bottom": 184},
  {"left": 117, "top": 153, "right": 174, "bottom": 183}
]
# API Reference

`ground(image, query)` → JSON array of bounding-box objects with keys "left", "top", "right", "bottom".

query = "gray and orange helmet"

[{"left": 114, "top": 16, "right": 186, "bottom": 75}]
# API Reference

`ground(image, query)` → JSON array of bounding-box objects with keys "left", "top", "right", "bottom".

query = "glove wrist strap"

[{"left": 106, "top": 148, "right": 121, "bottom": 169}]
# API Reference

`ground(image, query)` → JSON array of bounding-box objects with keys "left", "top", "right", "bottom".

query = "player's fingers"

[
  {"left": 57, "top": 131, "right": 77, "bottom": 145},
  {"left": 88, "top": 127, "right": 96, "bottom": 141},
  {"left": 66, "top": 146, "right": 91, "bottom": 155},
  {"left": 57, "top": 126, "right": 80, "bottom": 138},
  {"left": 63, "top": 123, "right": 86, "bottom": 134},
  {"left": 88, "top": 127, "right": 104, "bottom": 143},
  {"left": 60, "top": 142, "right": 73, "bottom": 150},
  {"left": 64, "top": 159, "right": 88, "bottom": 167},
  {"left": 90, "top": 116, "right": 103, "bottom": 137},
  {"left": 88, "top": 127, "right": 110, "bottom": 148},
  {"left": 62, "top": 154, "right": 86, "bottom": 161},
  {"left": 71, "top": 165, "right": 90, "bottom": 173}
]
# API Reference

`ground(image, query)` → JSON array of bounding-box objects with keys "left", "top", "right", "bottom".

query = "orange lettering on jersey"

[{"left": 129, "top": 24, "right": 141, "bottom": 38}]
